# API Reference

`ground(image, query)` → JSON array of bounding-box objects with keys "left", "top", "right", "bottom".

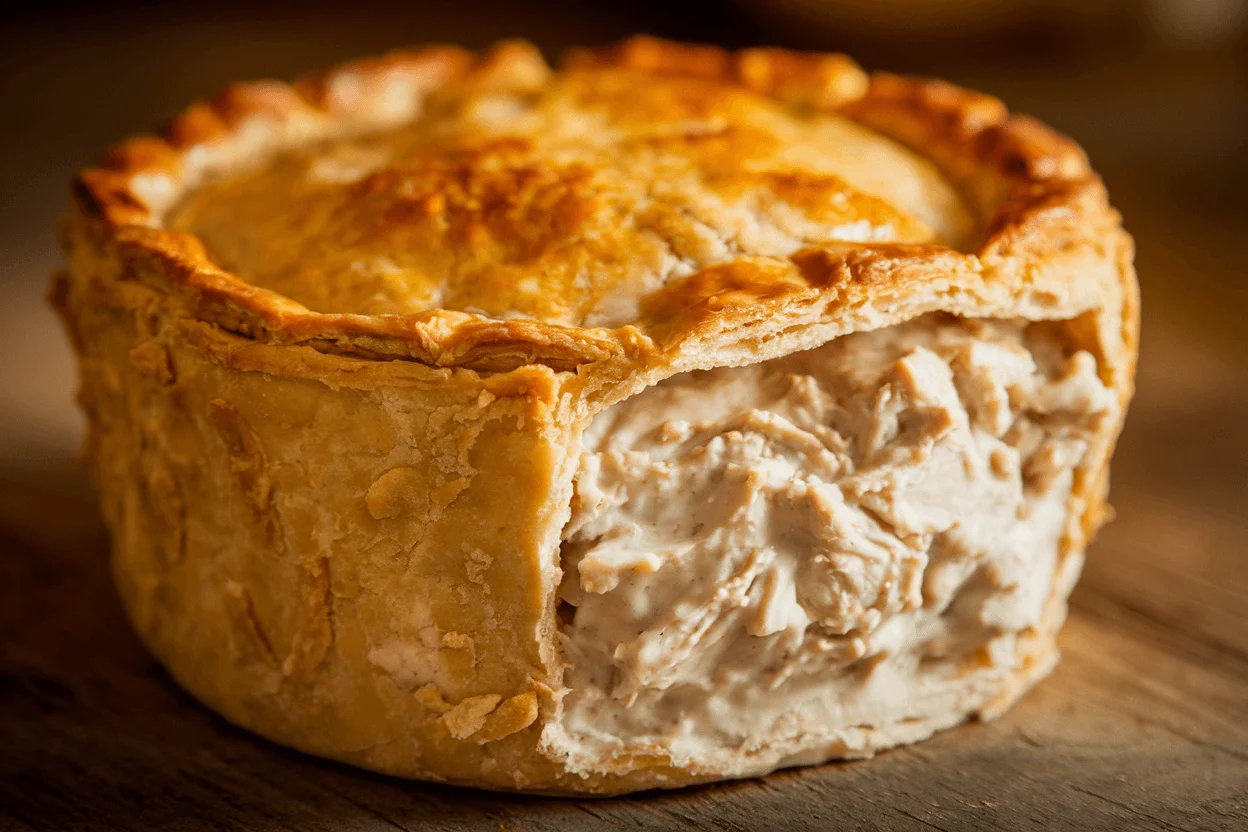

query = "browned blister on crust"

[{"left": 54, "top": 36, "right": 1137, "bottom": 794}]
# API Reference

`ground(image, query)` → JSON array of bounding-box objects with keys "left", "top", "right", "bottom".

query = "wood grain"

[{"left": 2, "top": 8, "right": 1247, "bottom": 830}]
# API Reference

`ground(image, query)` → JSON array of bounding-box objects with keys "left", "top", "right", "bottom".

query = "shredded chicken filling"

[{"left": 557, "top": 313, "right": 1116, "bottom": 763}]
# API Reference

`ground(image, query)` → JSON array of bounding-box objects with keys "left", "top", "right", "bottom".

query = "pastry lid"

[{"left": 67, "top": 37, "right": 1122, "bottom": 376}]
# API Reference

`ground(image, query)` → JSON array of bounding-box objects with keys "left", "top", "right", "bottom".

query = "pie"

[{"left": 53, "top": 37, "right": 1138, "bottom": 794}]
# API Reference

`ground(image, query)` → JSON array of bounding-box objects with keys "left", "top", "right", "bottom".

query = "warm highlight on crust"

[
  {"left": 55, "top": 36, "right": 1139, "bottom": 795},
  {"left": 67, "top": 36, "right": 1117, "bottom": 375}
]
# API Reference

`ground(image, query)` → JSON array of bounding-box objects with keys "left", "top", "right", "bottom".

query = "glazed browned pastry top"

[
  {"left": 70, "top": 36, "right": 1119, "bottom": 378},
  {"left": 168, "top": 52, "right": 965, "bottom": 325}
]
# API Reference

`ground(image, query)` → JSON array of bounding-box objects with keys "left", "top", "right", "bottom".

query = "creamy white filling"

[{"left": 557, "top": 314, "right": 1116, "bottom": 770}]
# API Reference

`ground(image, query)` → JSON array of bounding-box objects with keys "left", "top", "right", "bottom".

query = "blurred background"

[
  {"left": 2, "top": 2, "right": 1246, "bottom": 825},
  {"left": 2, "top": 0, "right": 1245, "bottom": 472}
]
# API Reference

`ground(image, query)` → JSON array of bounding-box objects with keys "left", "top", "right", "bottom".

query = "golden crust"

[
  {"left": 55, "top": 36, "right": 1139, "bottom": 794},
  {"left": 66, "top": 36, "right": 1119, "bottom": 377}
]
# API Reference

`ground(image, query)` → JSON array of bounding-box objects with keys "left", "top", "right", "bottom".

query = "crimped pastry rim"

[{"left": 65, "top": 36, "right": 1117, "bottom": 374}]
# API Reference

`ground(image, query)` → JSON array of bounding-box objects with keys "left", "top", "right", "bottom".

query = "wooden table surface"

[{"left": 2, "top": 7, "right": 1246, "bottom": 830}]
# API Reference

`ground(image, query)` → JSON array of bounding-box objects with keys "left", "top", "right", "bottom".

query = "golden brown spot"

[
  {"left": 472, "top": 691, "right": 540, "bottom": 743},
  {"left": 364, "top": 466, "right": 426, "bottom": 520},
  {"left": 641, "top": 259, "right": 809, "bottom": 324},
  {"left": 440, "top": 693, "right": 502, "bottom": 740},
  {"left": 721, "top": 170, "right": 931, "bottom": 240}
]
